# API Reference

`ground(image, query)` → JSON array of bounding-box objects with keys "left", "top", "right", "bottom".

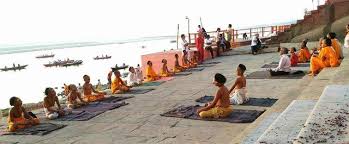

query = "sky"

[{"left": 0, "top": 0, "right": 325, "bottom": 45}]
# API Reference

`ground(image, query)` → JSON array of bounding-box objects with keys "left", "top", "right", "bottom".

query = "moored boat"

[
  {"left": 35, "top": 54, "right": 55, "bottom": 58},
  {"left": 93, "top": 55, "right": 112, "bottom": 60},
  {"left": 0, "top": 65, "right": 28, "bottom": 71}
]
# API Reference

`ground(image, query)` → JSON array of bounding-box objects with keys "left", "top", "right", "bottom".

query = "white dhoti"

[
  {"left": 230, "top": 88, "right": 248, "bottom": 105},
  {"left": 44, "top": 107, "right": 72, "bottom": 120}
]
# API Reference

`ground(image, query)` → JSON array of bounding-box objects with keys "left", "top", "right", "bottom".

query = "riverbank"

[{"left": 0, "top": 45, "right": 312, "bottom": 144}]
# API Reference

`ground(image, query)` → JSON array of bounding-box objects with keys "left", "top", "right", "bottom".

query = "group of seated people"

[
  {"left": 144, "top": 51, "right": 200, "bottom": 82},
  {"left": 271, "top": 32, "right": 343, "bottom": 76}
]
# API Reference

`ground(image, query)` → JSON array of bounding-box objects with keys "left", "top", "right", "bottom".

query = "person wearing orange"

[
  {"left": 7, "top": 97, "right": 40, "bottom": 132},
  {"left": 327, "top": 32, "right": 343, "bottom": 59},
  {"left": 182, "top": 50, "right": 196, "bottom": 68},
  {"left": 195, "top": 32, "right": 205, "bottom": 63},
  {"left": 174, "top": 54, "right": 185, "bottom": 73},
  {"left": 111, "top": 70, "right": 130, "bottom": 94},
  {"left": 107, "top": 70, "right": 113, "bottom": 89},
  {"left": 160, "top": 59, "right": 174, "bottom": 77},
  {"left": 83, "top": 75, "right": 105, "bottom": 102},
  {"left": 145, "top": 61, "right": 161, "bottom": 82},
  {"left": 298, "top": 40, "right": 311, "bottom": 63},
  {"left": 191, "top": 51, "right": 200, "bottom": 66},
  {"left": 309, "top": 38, "right": 339, "bottom": 76},
  {"left": 290, "top": 47, "right": 298, "bottom": 66}
]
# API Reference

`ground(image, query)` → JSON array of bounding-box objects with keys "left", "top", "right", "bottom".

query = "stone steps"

[
  {"left": 293, "top": 85, "right": 349, "bottom": 144},
  {"left": 241, "top": 113, "right": 281, "bottom": 144},
  {"left": 255, "top": 100, "right": 316, "bottom": 144}
]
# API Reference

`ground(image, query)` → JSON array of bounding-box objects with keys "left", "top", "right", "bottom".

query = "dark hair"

[
  {"left": 181, "top": 34, "right": 185, "bottom": 38},
  {"left": 284, "top": 48, "right": 289, "bottom": 54},
  {"left": 44, "top": 87, "right": 52, "bottom": 96},
  {"left": 325, "top": 38, "right": 332, "bottom": 46},
  {"left": 206, "top": 35, "right": 210, "bottom": 38},
  {"left": 182, "top": 50, "right": 187, "bottom": 54},
  {"left": 83, "top": 75, "right": 88, "bottom": 78},
  {"left": 214, "top": 73, "right": 226, "bottom": 84},
  {"left": 175, "top": 54, "right": 179, "bottom": 57},
  {"left": 198, "top": 25, "right": 201, "bottom": 28},
  {"left": 9, "top": 96, "right": 19, "bottom": 106},
  {"left": 228, "top": 24, "right": 232, "bottom": 28},
  {"left": 147, "top": 61, "right": 152, "bottom": 65},
  {"left": 292, "top": 47, "right": 297, "bottom": 52},
  {"left": 238, "top": 64, "right": 246, "bottom": 72},
  {"left": 129, "top": 66, "right": 134, "bottom": 71},
  {"left": 162, "top": 59, "right": 166, "bottom": 63},
  {"left": 216, "top": 28, "right": 221, "bottom": 31},
  {"left": 328, "top": 32, "right": 336, "bottom": 39}
]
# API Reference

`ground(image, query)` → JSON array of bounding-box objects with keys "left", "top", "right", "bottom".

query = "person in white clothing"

[
  {"left": 135, "top": 64, "right": 143, "bottom": 81},
  {"left": 269, "top": 47, "right": 291, "bottom": 76},
  {"left": 344, "top": 24, "right": 349, "bottom": 48},
  {"left": 251, "top": 34, "right": 262, "bottom": 55},
  {"left": 181, "top": 34, "right": 190, "bottom": 59},
  {"left": 126, "top": 67, "right": 142, "bottom": 86},
  {"left": 204, "top": 35, "right": 214, "bottom": 59},
  {"left": 229, "top": 64, "right": 248, "bottom": 105}
]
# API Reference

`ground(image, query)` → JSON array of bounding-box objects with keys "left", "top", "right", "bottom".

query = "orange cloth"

[
  {"left": 160, "top": 65, "right": 171, "bottom": 77},
  {"left": 84, "top": 94, "right": 104, "bottom": 102},
  {"left": 8, "top": 116, "right": 40, "bottom": 132},
  {"left": 290, "top": 53, "right": 298, "bottom": 66},
  {"left": 331, "top": 39, "right": 342, "bottom": 59},
  {"left": 310, "top": 46, "right": 339, "bottom": 73},
  {"left": 145, "top": 65, "right": 158, "bottom": 81},
  {"left": 298, "top": 48, "right": 310, "bottom": 63},
  {"left": 111, "top": 77, "right": 129, "bottom": 94}
]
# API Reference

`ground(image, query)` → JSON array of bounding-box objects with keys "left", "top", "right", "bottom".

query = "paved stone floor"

[{"left": 0, "top": 46, "right": 311, "bottom": 144}]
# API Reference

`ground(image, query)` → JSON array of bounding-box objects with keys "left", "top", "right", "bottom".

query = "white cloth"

[
  {"left": 273, "top": 54, "right": 291, "bottom": 72},
  {"left": 251, "top": 36, "right": 259, "bottom": 46},
  {"left": 344, "top": 34, "right": 349, "bottom": 49},
  {"left": 135, "top": 67, "right": 143, "bottom": 81},
  {"left": 181, "top": 38, "right": 191, "bottom": 58},
  {"left": 126, "top": 72, "right": 142, "bottom": 86},
  {"left": 44, "top": 107, "right": 72, "bottom": 120},
  {"left": 230, "top": 88, "right": 248, "bottom": 105},
  {"left": 204, "top": 38, "right": 212, "bottom": 47}
]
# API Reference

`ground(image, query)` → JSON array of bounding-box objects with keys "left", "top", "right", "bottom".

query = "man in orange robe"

[{"left": 145, "top": 61, "right": 160, "bottom": 82}]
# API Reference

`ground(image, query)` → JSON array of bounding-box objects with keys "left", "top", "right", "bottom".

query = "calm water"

[{"left": 0, "top": 38, "right": 177, "bottom": 109}]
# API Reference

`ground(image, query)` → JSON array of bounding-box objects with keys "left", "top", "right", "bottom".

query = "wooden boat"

[
  {"left": 36, "top": 54, "right": 55, "bottom": 58},
  {"left": 170, "top": 40, "right": 176, "bottom": 43},
  {"left": 111, "top": 65, "right": 129, "bottom": 70},
  {"left": 62, "top": 60, "right": 83, "bottom": 67},
  {"left": 1, "top": 65, "right": 28, "bottom": 71},
  {"left": 93, "top": 55, "right": 112, "bottom": 60},
  {"left": 43, "top": 60, "right": 76, "bottom": 67}
]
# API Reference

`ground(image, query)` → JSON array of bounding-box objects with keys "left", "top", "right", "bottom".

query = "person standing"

[
  {"left": 344, "top": 24, "right": 349, "bottom": 49},
  {"left": 181, "top": 34, "right": 191, "bottom": 60},
  {"left": 216, "top": 28, "right": 226, "bottom": 56},
  {"left": 251, "top": 34, "right": 261, "bottom": 55},
  {"left": 226, "top": 24, "right": 233, "bottom": 49},
  {"left": 204, "top": 35, "right": 214, "bottom": 59},
  {"left": 195, "top": 32, "right": 205, "bottom": 63}
]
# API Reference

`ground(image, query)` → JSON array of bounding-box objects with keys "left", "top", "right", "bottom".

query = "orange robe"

[
  {"left": 298, "top": 48, "right": 310, "bottom": 63},
  {"left": 145, "top": 66, "right": 158, "bottom": 81},
  {"left": 290, "top": 53, "right": 298, "bottom": 66},
  {"left": 160, "top": 65, "right": 171, "bottom": 77},
  {"left": 8, "top": 114, "right": 40, "bottom": 132},
  {"left": 331, "top": 39, "right": 342, "bottom": 59},
  {"left": 310, "top": 46, "right": 339, "bottom": 73},
  {"left": 111, "top": 77, "right": 129, "bottom": 94},
  {"left": 84, "top": 84, "right": 105, "bottom": 102}
]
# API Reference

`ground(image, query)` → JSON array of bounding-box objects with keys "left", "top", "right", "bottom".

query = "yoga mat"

[
  {"left": 174, "top": 72, "right": 192, "bottom": 77},
  {"left": 0, "top": 123, "right": 66, "bottom": 136},
  {"left": 141, "top": 81, "right": 165, "bottom": 87},
  {"left": 261, "top": 63, "right": 310, "bottom": 68},
  {"left": 161, "top": 105, "right": 264, "bottom": 123},
  {"left": 246, "top": 71, "right": 306, "bottom": 79},
  {"left": 271, "top": 61, "right": 309, "bottom": 65},
  {"left": 195, "top": 96, "right": 278, "bottom": 107},
  {"left": 203, "top": 61, "right": 221, "bottom": 65},
  {"left": 197, "top": 65, "right": 214, "bottom": 68},
  {"left": 185, "top": 68, "right": 205, "bottom": 72},
  {"left": 100, "top": 96, "right": 134, "bottom": 103},
  {"left": 55, "top": 101, "right": 128, "bottom": 121},
  {"left": 121, "top": 88, "right": 155, "bottom": 94}
]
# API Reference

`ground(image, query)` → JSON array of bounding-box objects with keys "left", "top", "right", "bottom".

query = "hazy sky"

[{"left": 0, "top": 0, "right": 325, "bottom": 44}]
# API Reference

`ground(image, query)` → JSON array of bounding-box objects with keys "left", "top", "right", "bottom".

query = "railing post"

[
  {"left": 232, "top": 29, "right": 235, "bottom": 42},
  {"left": 262, "top": 27, "right": 265, "bottom": 37},
  {"left": 235, "top": 30, "right": 238, "bottom": 39},
  {"left": 249, "top": 28, "right": 252, "bottom": 38},
  {"left": 188, "top": 34, "right": 191, "bottom": 44}
]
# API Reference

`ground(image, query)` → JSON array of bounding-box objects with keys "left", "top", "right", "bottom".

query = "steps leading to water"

[
  {"left": 293, "top": 85, "right": 349, "bottom": 144},
  {"left": 241, "top": 113, "right": 281, "bottom": 144},
  {"left": 256, "top": 100, "right": 317, "bottom": 144}
]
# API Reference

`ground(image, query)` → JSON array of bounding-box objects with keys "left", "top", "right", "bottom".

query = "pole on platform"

[
  {"left": 177, "top": 24, "right": 179, "bottom": 50},
  {"left": 200, "top": 17, "right": 203, "bottom": 27},
  {"left": 186, "top": 16, "right": 190, "bottom": 44}
]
